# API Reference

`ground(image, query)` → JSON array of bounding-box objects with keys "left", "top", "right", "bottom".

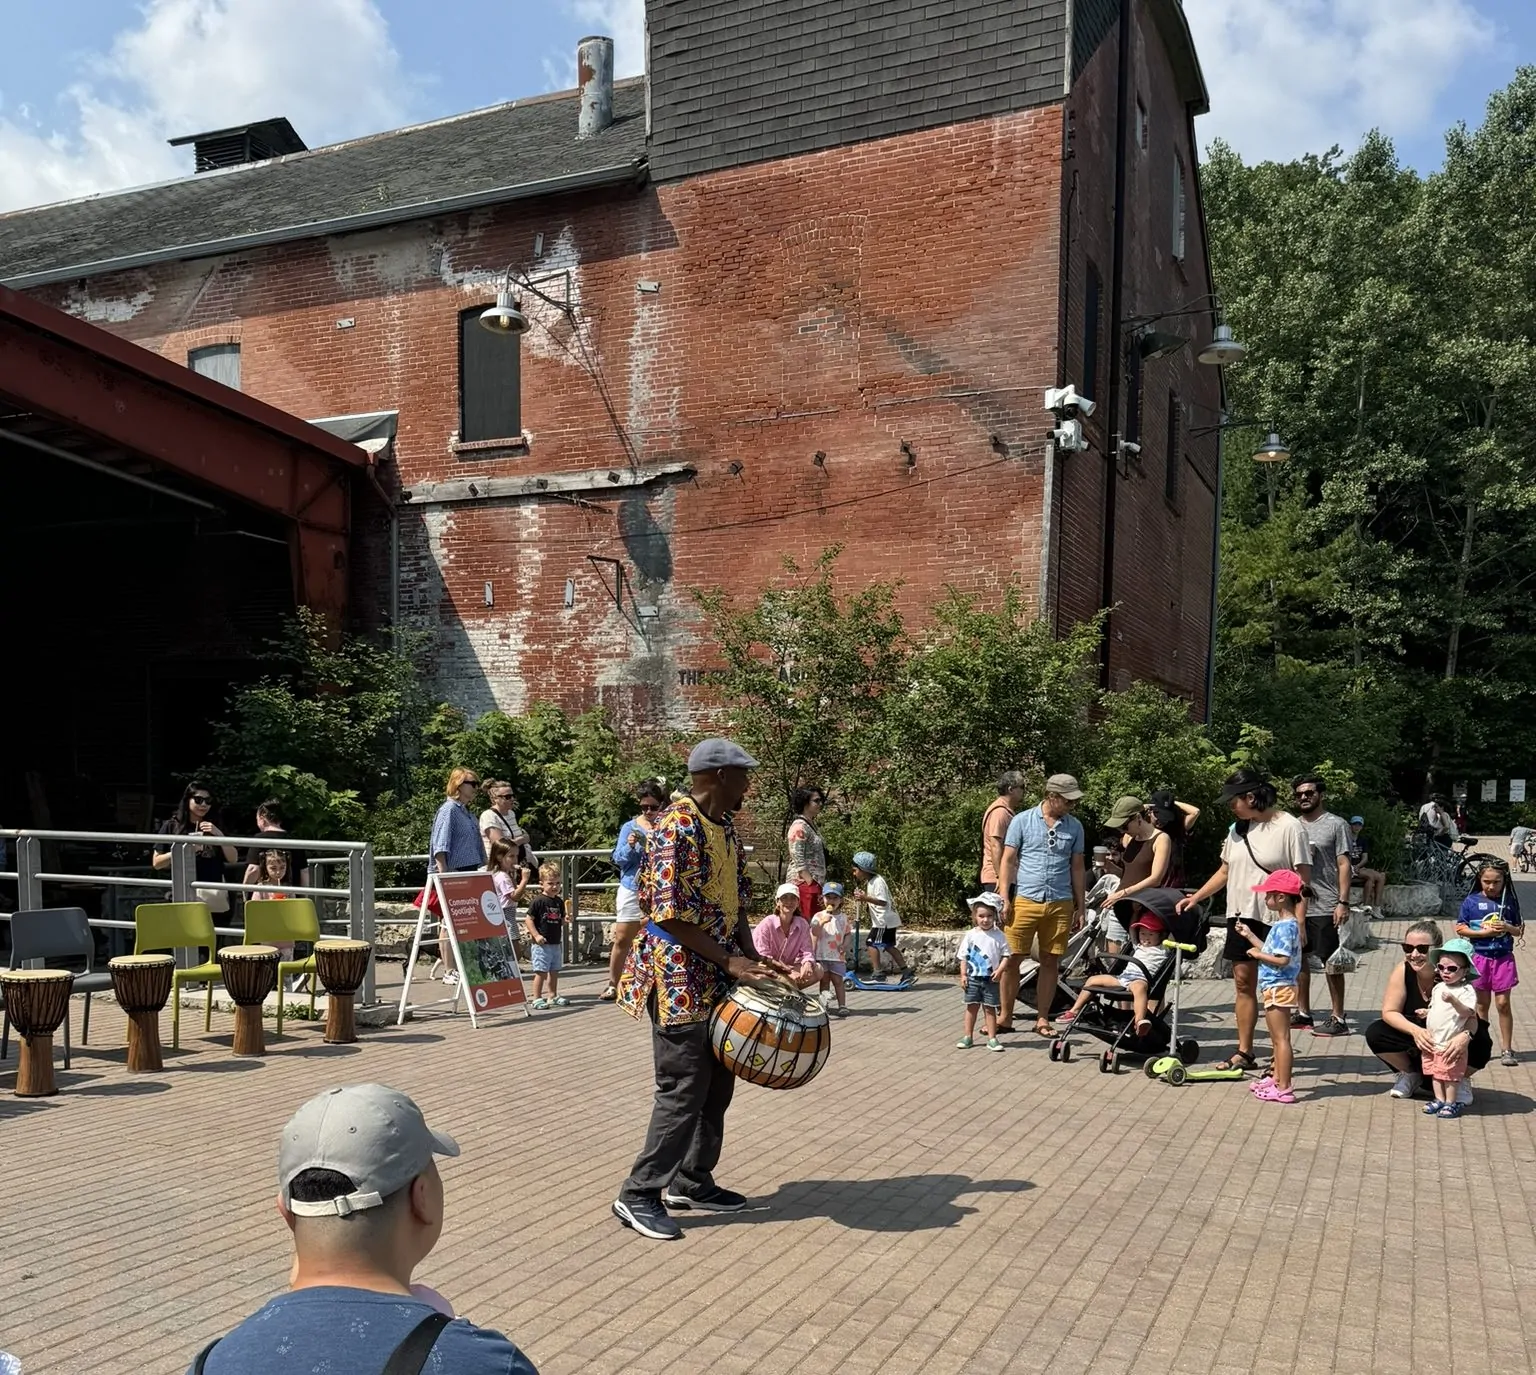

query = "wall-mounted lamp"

[
  {"left": 813, "top": 451, "right": 826, "bottom": 468},
  {"left": 990, "top": 434, "right": 1010, "bottom": 456},
  {"left": 1122, "top": 294, "right": 1249, "bottom": 367},
  {"left": 901, "top": 441, "right": 917, "bottom": 469},
  {"left": 479, "top": 265, "right": 576, "bottom": 336},
  {"left": 563, "top": 578, "right": 576, "bottom": 609},
  {"left": 726, "top": 460, "right": 745, "bottom": 477},
  {"left": 1252, "top": 431, "right": 1292, "bottom": 463}
]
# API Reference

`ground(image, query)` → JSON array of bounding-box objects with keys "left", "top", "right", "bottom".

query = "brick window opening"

[
  {"left": 1083, "top": 263, "right": 1102, "bottom": 404},
  {"left": 188, "top": 343, "right": 240, "bottom": 390},
  {"left": 1172, "top": 151, "right": 1187, "bottom": 262},
  {"left": 1165, "top": 390, "right": 1181, "bottom": 505},
  {"left": 459, "top": 305, "right": 522, "bottom": 443}
]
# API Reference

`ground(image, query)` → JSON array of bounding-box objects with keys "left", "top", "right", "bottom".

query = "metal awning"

[{"left": 0, "top": 283, "right": 366, "bottom": 625}]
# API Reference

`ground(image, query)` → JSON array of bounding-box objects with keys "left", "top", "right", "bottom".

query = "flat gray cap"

[{"left": 687, "top": 737, "right": 759, "bottom": 771}]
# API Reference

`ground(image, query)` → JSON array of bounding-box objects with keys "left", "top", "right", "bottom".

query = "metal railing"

[
  {"left": 316, "top": 847, "right": 619, "bottom": 962},
  {"left": 0, "top": 828, "right": 378, "bottom": 1004}
]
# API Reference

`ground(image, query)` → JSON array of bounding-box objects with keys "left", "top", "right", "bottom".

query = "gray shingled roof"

[{"left": 0, "top": 80, "right": 648, "bottom": 287}]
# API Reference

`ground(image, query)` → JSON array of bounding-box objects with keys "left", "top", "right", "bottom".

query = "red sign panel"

[{"left": 437, "top": 872, "right": 527, "bottom": 1010}]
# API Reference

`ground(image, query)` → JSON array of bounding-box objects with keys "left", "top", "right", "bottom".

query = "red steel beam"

[{"left": 0, "top": 284, "right": 363, "bottom": 626}]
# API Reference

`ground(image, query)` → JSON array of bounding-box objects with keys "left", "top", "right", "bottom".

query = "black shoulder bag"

[{"left": 191, "top": 1311, "right": 451, "bottom": 1375}]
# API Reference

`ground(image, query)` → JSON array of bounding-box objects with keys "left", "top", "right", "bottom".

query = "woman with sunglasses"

[
  {"left": 602, "top": 779, "right": 668, "bottom": 1001},
  {"left": 152, "top": 782, "right": 239, "bottom": 911},
  {"left": 428, "top": 768, "right": 489, "bottom": 983},
  {"left": 785, "top": 786, "right": 828, "bottom": 922},
  {"left": 1103, "top": 792, "right": 1199, "bottom": 949},
  {"left": 1363, "top": 919, "right": 1492, "bottom": 1100}
]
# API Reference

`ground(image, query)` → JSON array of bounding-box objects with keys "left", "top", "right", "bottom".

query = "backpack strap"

[{"left": 382, "top": 1312, "right": 452, "bottom": 1375}]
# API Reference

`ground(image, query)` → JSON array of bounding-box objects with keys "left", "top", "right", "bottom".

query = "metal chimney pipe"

[{"left": 577, "top": 35, "right": 615, "bottom": 139}]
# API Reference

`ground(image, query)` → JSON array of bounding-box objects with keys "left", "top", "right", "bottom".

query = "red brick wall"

[{"left": 29, "top": 87, "right": 1210, "bottom": 732}]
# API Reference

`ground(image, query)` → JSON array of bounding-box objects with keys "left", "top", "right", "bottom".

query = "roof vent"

[{"left": 168, "top": 117, "right": 307, "bottom": 172}]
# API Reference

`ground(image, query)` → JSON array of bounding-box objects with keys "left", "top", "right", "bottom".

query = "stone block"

[{"left": 1382, "top": 883, "right": 1441, "bottom": 918}]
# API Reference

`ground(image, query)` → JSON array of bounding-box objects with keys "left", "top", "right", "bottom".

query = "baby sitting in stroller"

[{"left": 1059, "top": 907, "right": 1170, "bottom": 1034}]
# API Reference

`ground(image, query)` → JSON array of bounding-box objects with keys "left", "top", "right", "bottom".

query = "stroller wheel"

[
  {"left": 1178, "top": 1038, "right": 1200, "bottom": 1066},
  {"left": 1048, "top": 1041, "right": 1061, "bottom": 1063},
  {"left": 1060, "top": 1041, "right": 1073, "bottom": 1063},
  {"left": 1100, "top": 1050, "right": 1117, "bottom": 1074}
]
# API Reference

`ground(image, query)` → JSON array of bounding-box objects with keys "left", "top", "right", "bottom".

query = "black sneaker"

[
  {"left": 1312, "top": 1016, "right": 1349, "bottom": 1037},
  {"left": 660, "top": 1184, "right": 747, "bottom": 1212},
  {"left": 1290, "top": 1011, "right": 1314, "bottom": 1029},
  {"left": 612, "top": 1197, "right": 682, "bottom": 1240}
]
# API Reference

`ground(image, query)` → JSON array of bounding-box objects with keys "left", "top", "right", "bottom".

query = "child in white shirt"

[
  {"left": 956, "top": 893, "right": 1009, "bottom": 1051},
  {"left": 811, "top": 882, "right": 850, "bottom": 1017}
]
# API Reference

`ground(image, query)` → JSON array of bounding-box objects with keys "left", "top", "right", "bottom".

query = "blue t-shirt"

[
  {"left": 430, "top": 800, "right": 487, "bottom": 872},
  {"left": 1256, "top": 918, "right": 1301, "bottom": 990},
  {"left": 195, "top": 1288, "right": 538, "bottom": 1374},
  {"left": 1003, "top": 805, "right": 1085, "bottom": 902},
  {"left": 1459, "top": 891, "right": 1523, "bottom": 958}
]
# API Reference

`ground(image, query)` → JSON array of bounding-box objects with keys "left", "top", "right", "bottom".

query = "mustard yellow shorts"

[
  {"left": 1261, "top": 984, "right": 1298, "bottom": 1010},
  {"left": 1006, "top": 897, "right": 1074, "bottom": 958}
]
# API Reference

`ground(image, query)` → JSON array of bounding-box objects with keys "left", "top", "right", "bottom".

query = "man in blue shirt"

[
  {"left": 190, "top": 1084, "right": 538, "bottom": 1374},
  {"left": 995, "top": 773, "right": 1087, "bottom": 1035}
]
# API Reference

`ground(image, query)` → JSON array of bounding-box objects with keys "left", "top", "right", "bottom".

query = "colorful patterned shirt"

[{"left": 616, "top": 796, "right": 751, "bottom": 1027}]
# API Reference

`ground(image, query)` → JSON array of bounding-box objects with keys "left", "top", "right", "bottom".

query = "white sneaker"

[
  {"left": 1455, "top": 1079, "right": 1473, "bottom": 1106},
  {"left": 1389, "top": 1072, "right": 1417, "bottom": 1098},
  {"left": 442, "top": 969, "right": 459, "bottom": 987}
]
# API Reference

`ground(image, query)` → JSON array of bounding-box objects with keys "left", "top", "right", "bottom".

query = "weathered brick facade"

[{"left": 15, "top": 0, "right": 1220, "bottom": 736}]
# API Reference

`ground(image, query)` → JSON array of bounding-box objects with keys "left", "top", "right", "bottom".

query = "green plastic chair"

[
  {"left": 243, "top": 899, "right": 321, "bottom": 1036},
  {"left": 133, "top": 901, "right": 220, "bottom": 1049}
]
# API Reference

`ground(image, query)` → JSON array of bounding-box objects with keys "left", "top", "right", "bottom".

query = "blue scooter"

[{"left": 843, "top": 911, "right": 916, "bottom": 992}]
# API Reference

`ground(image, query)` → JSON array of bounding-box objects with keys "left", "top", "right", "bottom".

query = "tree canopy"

[{"left": 1204, "top": 68, "right": 1536, "bottom": 803}]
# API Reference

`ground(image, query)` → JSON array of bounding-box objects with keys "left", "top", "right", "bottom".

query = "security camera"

[
  {"left": 1044, "top": 385, "right": 1096, "bottom": 418},
  {"left": 1117, "top": 440, "right": 1141, "bottom": 457},
  {"left": 1052, "top": 419, "right": 1088, "bottom": 453}
]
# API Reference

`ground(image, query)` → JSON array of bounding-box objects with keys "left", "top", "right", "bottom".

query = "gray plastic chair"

[{"left": 1, "top": 907, "right": 112, "bottom": 1069}]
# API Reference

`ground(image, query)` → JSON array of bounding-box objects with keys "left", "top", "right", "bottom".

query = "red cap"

[
  {"left": 1130, "top": 911, "right": 1168, "bottom": 935},
  {"left": 1252, "top": 869, "right": 1304, "bottom": 896}
]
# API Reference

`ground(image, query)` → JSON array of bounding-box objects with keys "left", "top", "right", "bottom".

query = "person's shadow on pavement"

[{"left": 681, "top": 1174, "right": 1034, "bottom": 1232}]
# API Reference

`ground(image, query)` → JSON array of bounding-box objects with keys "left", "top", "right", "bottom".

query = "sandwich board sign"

[{"left": 397, "top": 871, "right": 529, "bottom": 1026}]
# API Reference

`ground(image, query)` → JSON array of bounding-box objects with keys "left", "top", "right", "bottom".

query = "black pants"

[
  {"left": 619, "top": 1016, "right": 735, "bottom": 1203},
  {"left": 1363, "top": 1017, "right": 1493, "bottom": 1072}
]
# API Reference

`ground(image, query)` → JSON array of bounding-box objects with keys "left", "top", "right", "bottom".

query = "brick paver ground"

[{"left": 2, "top": 878, "right": 1533, "bottom": 1374}]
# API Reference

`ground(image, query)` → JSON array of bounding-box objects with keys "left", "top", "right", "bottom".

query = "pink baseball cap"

[{"left": 1251, "top": 869, "right": 1303, "bottom": 896}]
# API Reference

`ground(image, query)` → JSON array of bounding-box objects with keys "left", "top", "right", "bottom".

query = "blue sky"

[{"left": 0, "top": 0, "right": 1531, "bottom": 212}]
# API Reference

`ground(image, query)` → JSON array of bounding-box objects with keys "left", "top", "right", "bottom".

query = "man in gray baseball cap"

[
  {"left": 612, "top": 735, "right": 790, "bottom": 1242},
  {"left": 189, "top": 1084, "right": 537, "bottom": 1374}
]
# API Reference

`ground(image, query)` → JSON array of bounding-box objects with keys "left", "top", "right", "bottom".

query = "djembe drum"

[
  {"left": 708, "top": 976, "right": 831, "bottom": 1090},
  {"left": 217, "top": 945, "right": 279, "bottom": 1056},
  {"left": 0, "top": 969, "right": 74, "bottom": 1096},
  {"left": 313, "top": 939, "right": 372, "bottom": 1044},
  {"left": 109, "top": 954, "right": 175, "bottom": 1072}
]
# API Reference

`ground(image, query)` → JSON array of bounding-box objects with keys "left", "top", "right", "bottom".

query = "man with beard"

[{"left": 1291, "top": 773, "right": 1354, "bottom": 1036}]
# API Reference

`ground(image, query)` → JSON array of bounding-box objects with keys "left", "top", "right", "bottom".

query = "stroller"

[
  {"left": 1046, "top": 888, "right": 1205, "bottom": 1073},
  {"left": 1013, "top": 872, "right": 1121, "bottom": 1017}
]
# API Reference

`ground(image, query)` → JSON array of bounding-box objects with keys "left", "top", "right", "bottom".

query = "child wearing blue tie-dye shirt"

[{"left": 956, "top": 893, "right": 1009, "bottom": 1051}]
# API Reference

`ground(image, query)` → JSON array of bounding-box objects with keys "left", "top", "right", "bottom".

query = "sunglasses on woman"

[
  {"left": 189, "top": 794, "right": 212, "bottom": 805},
  {"left": 640, "top": 803, "right": 660, "bottom": 813},
  {"left": 1401, "top": 943, "right": 1431, "bottom": 954}
]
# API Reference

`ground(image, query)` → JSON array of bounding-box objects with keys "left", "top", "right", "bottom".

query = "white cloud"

[
  {"left": 0, "top": 0, "right": 412, "bottom": 213},
  {"left": 1184, "top": 0, "right": 1495, "bottom": 163},
  {"left": 545, "top": 0, "right": 646, "bottom": 89}
]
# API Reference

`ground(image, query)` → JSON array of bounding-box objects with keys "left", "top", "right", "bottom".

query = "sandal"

[
  {"left": 1214, "top": 1051, "right": 1258, "bottom": 1072},
  {"left": 1034, "top": 1020, "right": 1055, "bottom": 1037},
  {"left": 1253, "top": 1082, "right": 1297, "bottom": 1104},
  {"left": 599, "top": 985, "right": 618, "bottom": 1002}
]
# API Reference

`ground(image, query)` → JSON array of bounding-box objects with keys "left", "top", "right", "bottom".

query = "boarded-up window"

[
  {"left": 1172, "top": 151, "right": 1187, "bottom": 262},
  {"left": 460, "top": 306, "right": 521, "bottom": 442},
  {"left": 1083, "top": 263, "right": 1101, "bottom": 404},
  {"left": 189, "top": 343, "right": 240, "bottom": 390},
  {"left": 1165, "top": 390, "right": 1182, "bottom": 504}
]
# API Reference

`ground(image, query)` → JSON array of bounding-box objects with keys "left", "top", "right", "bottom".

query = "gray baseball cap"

[
  {"left": 1045, "top": 772, "right": 1084, "bottom": 800},
  {"left": 686, "top": 737, "right": 759, "bottom": 771},
  {"left": 278, "top": 1084, "right": 460, "bottom": 1217}
]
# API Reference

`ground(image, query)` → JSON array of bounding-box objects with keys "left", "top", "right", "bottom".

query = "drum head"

[{"left": 219, "top": 945, "right": 278, "bottom": 959}]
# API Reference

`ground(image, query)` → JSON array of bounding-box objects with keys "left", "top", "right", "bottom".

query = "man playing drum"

[{"left": 612, "top": 738, "right": 791, "bottom": 1242}]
